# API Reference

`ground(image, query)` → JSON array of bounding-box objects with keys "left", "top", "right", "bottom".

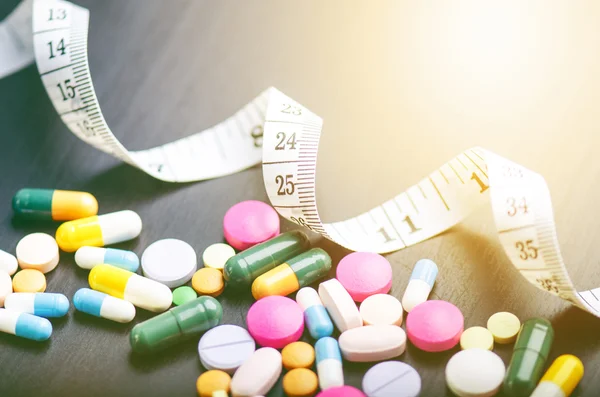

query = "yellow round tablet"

[
  {"left": 192, "top": 268, "right": 225, "bottom": 297},
  {"left": 12, "top": 269, "right": 46, "bottom": 292},
  {"left": 282, "top": 341, "right": 315, "bottom": 370},
  {"left": 487, "top": 311, "right": 521, "bottom": 344},
  {"left": 460, "top": 326, "right": 494, "bottom": 350},
  {"left": 283, "top": 368, "right": 318, "bottom": 397},
  {"left": 196, "top": 370, "right": 231, "bottom": 397},
  {"left": 202, "top": 243, "right": 235, "bottom": 272}
]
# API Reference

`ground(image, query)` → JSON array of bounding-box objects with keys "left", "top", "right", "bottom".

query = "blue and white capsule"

[
  {"left": 73, "top": 288, "right": 136, "bottom": 323},
  {"left": 75, "top": 246, "right": 139, "bottom": 272},
  {"left": 315, "top": 336, "right": 344, "bottom": 390},
  {"left": 296, "top": 287, "right": 333, "bottom": 339},
  {"left": 4, "top": 293, "right": 69, "bottom": 317},
  {"left": 0, "top": 308, "right": 52, "bottom": 341},
  {"left": 402, "top": 259, "right": 438, "bottom": 312}
]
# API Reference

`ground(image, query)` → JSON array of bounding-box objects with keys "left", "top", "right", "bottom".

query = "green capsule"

[
  {"left": 129, "top": 296, "right": 222, "bottom": 353},
  {"left": 223, "top": 230, "right": 310, "bottom": 287},
  {"left": 504, "top": 317, "right": 554, "bottom": 396},
  {"left": 12, "top": 188, "right": 98, "bottom": 221}
]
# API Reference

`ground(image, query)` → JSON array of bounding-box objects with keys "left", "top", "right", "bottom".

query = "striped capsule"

[
  {"left": 315, "top": 337, "right": 344, "bottom": 390},
  {"left": 530, "top": 355, "right": 584, "bottom": 397},
  {"left": 55, "top": 210, "right": 142, "bottom": 252},
  {"left": 0, "top": 308, "right": 52, "bottom": 341},
  {"left": 252, "top": 248, "right": 332, "bottom": 300},
  {"left": 296, "top": 287, "right": 334, "bottom": 339},
  {"left": 12, "top": 188, "right": 98, "bottom": 221},
  {"left": 75, "top": 246, "right": 139, "bottom": 272},
  {"left": 402, "top": 259, "right": 438, "bottom": 312},
  {"left": 73, "top": 288, "right": 136, "bottom": 323},
  {"left": 89, "top": 264, "right": 172, "bottom": 312},
  {"left": 4, "top": 293, "right": 69, "bottom": 318}
]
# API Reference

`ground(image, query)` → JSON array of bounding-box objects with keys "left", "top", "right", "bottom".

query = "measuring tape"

[
  {"left": 2, "top": 0, "right": 599, "bottom": 317},
  {"left": 0, "top": 0, "right": 33, "bottom": 79}
]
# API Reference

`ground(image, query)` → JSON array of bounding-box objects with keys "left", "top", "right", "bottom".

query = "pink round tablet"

[
  {"left": 223, "top": 200, "right": 280, "bottom": 251},
  {"left": 316, "top": 386, "right": 366, "bottom": 397},
  {"left": 406, "top": 300, "right": 464, "bottom": 352},
  {"left": 246, "top": 296, "right": 304, "bottom": 349},
  {"left": 336, "top": 252, "right": 392, "bottom": 302}
]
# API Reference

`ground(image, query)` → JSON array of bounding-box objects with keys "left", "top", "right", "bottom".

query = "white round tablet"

[
  {"left": 141, "top": 239, "right": 197, "bottom": 288},
  {"left": 202, "top": 243, "right": 235, "bottom": 271},
  {"left": 359, "top": 294, "right": 403, "bottom": 326},
  {"left": 0, "top": 270, "right": 12, "bottom": 307},
  {"left": 16, "top": 233, "right": 59, "bottom": 273},
  {"left": 362, "top": 361, "right": 421, "bottom": 397},
  {"left": 445, "top": 348, "right": 505, "bottom": 397},
  {"left": 198, "top": 324, "right": 256, "bottom": 374}
]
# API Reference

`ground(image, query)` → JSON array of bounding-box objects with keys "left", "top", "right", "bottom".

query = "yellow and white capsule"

[
  {"left": 530, "top": 355, "right": 584, "bottom": 397},
  {"left": 55, "top": 210, "right": 142, "bottom": 252}
]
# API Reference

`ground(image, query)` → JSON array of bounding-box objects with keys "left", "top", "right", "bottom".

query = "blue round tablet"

[{"left": 362, "top": 361, "right": 421, "bottom": 397}]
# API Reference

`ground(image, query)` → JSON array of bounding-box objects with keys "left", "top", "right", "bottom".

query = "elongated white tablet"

[
  {"left": 359, "top": 294, "right": 403, "bottom": 326},
  {"left": 362, "top": 361, "right": 421, "bottom": 397},
  {"left": 0, "top": 270, "right": 12, "bottom": 307},
  {"left": 230, "top": 347, "right": 282, "bottom": 397},
  {"left": 0, "top": 249, "right": 18, "bottom": 276},
  {"left": 318, "top": 279, "right": 362, "bottom": 332},
  {"left": 445, "top": 348, "right": 505, "bottom": 397},
  {"left": 339, "top": 325, "right": 406, "bottom": 362},
  {"left": 141, "top": 239, "right": 197, "bottom": 288}
]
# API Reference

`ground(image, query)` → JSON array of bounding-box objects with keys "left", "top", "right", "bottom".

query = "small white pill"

[
  {"left": 0, "top": 249, "right": 18, "bottom": 276},
  {"left": 402, "top": 259, "right": 438, "bottom": 312},
  {"left": 141, "top": 239, "right": 197, "bottom": 288},
  {"left": 339, "top": 325, "right": 406, "bottom": 362},
  {"left": 359, "top": 294, "right": 403, "bottom": 326},
  {"left": 16, "top": 233, "right": 59, "bottom": 273},
  {"left": 318, "top": 279, "right": 362, "bottom": 333},
  {"left": 445, "top": 348, "right": 505, "bottom": 397},
  {"left": 230, "top": 347, "right": 282, "bottom": 397},
  {"left": 202, "top": 243, "right": 235, "bottom": 271}
]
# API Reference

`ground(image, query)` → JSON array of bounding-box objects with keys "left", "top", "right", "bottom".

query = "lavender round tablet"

[
  {"left": 362, "top": 361, "right": 421, "bottom": 397},
  {"left": 198, "top": 324, "right": 256, "bottom": 374}
]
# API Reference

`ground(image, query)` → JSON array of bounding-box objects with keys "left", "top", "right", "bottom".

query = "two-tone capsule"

[
  {"left": 315, "top": 336, "right": 344, "bottom": 390},
  {"left": 0, "top": 308, "right": 52, "bottom": 341},
  {"left": 252, "top": 248, "right": 331, "bottom": 300},
  {"left": 296, "top": 287, "right": 334, "bottom": 339},
  {"left": 224, "top": 231, "right": 310, "bottom": 288},
  {"left": 12, "top": 188, "right": 98, "bottom": 221},
  {"left": 55, "top": 210, "right": 142, "bottom": 252},
  {"left": 130, "top": 296, "right": 222, "bottom": 353},
  {"left": 75, "top": 246, "right": 139, "bottom": 272},
  {"left": 89, "top": 264, "right": 172, "bottom": 312},
  {"left": 4, "top": 293, "right": 69, "bottom": 317},
  {"left": 402, "top": 259, "right": 438, "bottom": 312},
  {"left": 73, "top": 288, "right": 136, "bottom": 323},
  {"left": 530, "top": 355, "right": 584, "bottom": 397}
]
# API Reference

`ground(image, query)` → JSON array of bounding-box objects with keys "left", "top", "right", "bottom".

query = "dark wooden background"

[{"left": 2, "top": 1, "right": 600, "bottom": 396}]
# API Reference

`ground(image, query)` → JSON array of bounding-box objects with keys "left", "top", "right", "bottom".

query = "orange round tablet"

[
  {"left": 196, "top": 370, "right": 231, "bottom": 397},
  {"left": 282, "top": 341, "right": 315, "bottom": 369},
  {"left": 192, "top": 268, "right": 224, "bottom": 297},
  {"left": 12, "top": 269, "right": 46, "bottom": 292},
  {"left": 283, "top": 368, "right": 318, "bottom": 397}
]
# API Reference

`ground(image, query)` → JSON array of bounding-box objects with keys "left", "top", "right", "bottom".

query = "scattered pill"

[
  {"left": 460, "top": 326, "right": 494, "bottom": 351},
  {"left": 0, "top": 249, "right": 18, "bottom": 276},
  {"left": 211, "top": 391, "right": 228, "bottom": 397},
  {"left": 173, "top": 286, "right": 197, "bottom": 306},
  {"left": 362, "top": 361, "right": 421, "bottom": 397},
  {"left": 196, "top": 370, "right": 231, "bottom": 397},
  {"left": 446, "top": 348, "right": 505, "bottom": 397},
  {"left": 406, "top": 300, "right": 463, "bottom": 352},
  {"left": 192, "top": 268, "right": 225, "bottom": 297},
  {"left": 316, "top": 386, "right": 366, "bottom": 397},
  {"left": 401, "top": 259, "right": 437, "bottom": 312},
  {"left": 223, "top": 200, "right": 280, "bottom": 251},
  {"left": 89, "top": 264, "right": 172, "bottom": 312},
  {"left": 530, "top": 354, "right": 584, "bottom": 397},
  {"left": 230, "top": 347, "right": 282, "bottom": 397},
  {"left": 487, "top": 311, "right": 521, "bottom": 344},
  {"left": 130, "top": 296, "right": 222, "bottom": 353},
  {"left": 0, "top": 308, "right": 52, "bottom": 341},
  {"left": 141, "top": 239, "right": 197, "bottom": 288},
  {"left": 73, "top": 288, "right": 136, "bottom": 323},
  {"left": 359, "top": 294, "right": 403, "bottom": 326},
  {"left": 0, "top": 271, "right": 12, "bottom": 306},
  {"left": 224, "top": 230, "right": 309, "bottom": 287},
  {"left": 12, "top": 188, "right": 98, "bottom": 221},
  {"left": 198, "top": 324, "right": 256, "bottom": 374},
  {"left": 504, "top": 317, "right": 554, "bottom": 397},
  {"left": 75, "top": 246, "right": 139, "bottom": 272},
  {"left": 318, "top": 279, "right": 362, "bottom": 332},
  {"left": 203, "top": 243, "right": 235, "bottom": 271},
  {"left": 5, "top": 293, "right": 69, "bottom": 317},
  {"left": 296, "top": 286, "right": 334, "bottom": 339},
  {"left": 15, "top": 233, "right": 59, "bottom": 273},
  {"left": 252, "top": 248, "right": 332, "bottom": 300},
  {"left": 282, "top": 341, "right": 315, "bottom": 370},
  {"left": 246, "top": 295, "right": 304, "bottom": 349},
  {"left": 55, "top": 210, "right": 142, "bottom": 252},
  {"left": 283, "top": 368, "right": 318, "bottom": 397},
  {"left": 335, "top": 252, "right": 392, "bottom": 302},
  {"left": 315, "top": 336, "right": 344, "bottom": 390},
  {"left": 339, "top": 325, "right": 406, "bottom": 362},
  {"left": 13, "top": 269, "right": 46, "bottom": 293}
]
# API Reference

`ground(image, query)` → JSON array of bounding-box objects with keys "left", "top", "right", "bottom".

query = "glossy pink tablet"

[
  {"left": 406, "top": 300, "right": 464, "bottom": 352},
  {"left": 316, "top": 386, "right": 366, "bottom": 397},
  {"left": 336, "top": 252, "right": 392, "bottom": 302},
  {"left": 223, "top": 200, "right": 280, "bottom": 251},
  {"left": 246, "top": 296, "right": 304, "bottom": 349}
]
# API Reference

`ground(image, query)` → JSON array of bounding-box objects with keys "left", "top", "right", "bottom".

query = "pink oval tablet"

[
  {"left": 336, "top": 252, "right": 392, "bottom": 302},
  {"left": 406, "top": 300, "right": 464, "bottom": 352},
  {"left": 316, "top": 386, "right": 366, "bottom": 397},
  {"left": 246, "top": 296, "right": 304, "bottom": 349},
  {"left": 223, "top": 200, "right": 280, "bottom": 251}
]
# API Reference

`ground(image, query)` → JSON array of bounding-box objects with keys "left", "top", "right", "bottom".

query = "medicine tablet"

[
  {"left": 0, "top": 249, "right": 18, "bottom": 276},
  {"left": 318, "top": 279, "right": 362, "bottom": 332},
  {"left": 445, "top": 348, "right": 505, "bottom": 397},
  {"left": 362, "top": 361, "right": 421, "bottom": 397},
  {"left": 460, "top": 326, "right": 494, "bottom": 351},
  {"left": 246, "top": 296, "right": 304, "bottom": 349},
  {"left": 339, "top": 325, "right": 406, "bottom": 362},
  {"left": 359, "top": 294, "right": 403, "bottom": 326},
  {"left": 316, "top": 386, "right": 366, "bottom": 397},
  {"left": 223, "top": 200, "right": 280, "bottom": 251},
  {"left": 487, "top": 311, "right": 520, "bottom": 344},
  {"left": 196, "top": 370, "right": 231, "bottom": 397},
  {"left": 5, "top": 293, "right": 69, "bottom": 318},
  {"left": 75, "top": 246, "right": 139, "bottom": 272},
  {"left": 16, "top": 233, "right": 59, "bottom": 273},
  {"left": 230, "top": 347, "right": 282, "bottom": 397},
  {"left": 336, "top": 252, "right": 392, "bottom": 302},
  {"left": 73, "top": 288, "right": 136, "bottom": 323},
  {"left": 141, "top": 239, "right": 197, "bottom": 288},
  {"left": 315, "top": 337, "right": 344, "bottom": 390},
  {"left": 402, "top": 259, "right": 438, "bottom": 313},
  {"left": 198, "top": 324, "right": 256, "bottom": 374},
  {"left": 282, "top": 341, "right": 315, "bottom": 369},
  {"left": 203, "top": 243, "right": 235, "bottom": 271},
  {"left": 0, "top": 271, "right": 12, "bottom": 306},
  {"left": 406, "top": 300, "right": 463, "bottom": 352},
  {"left": 192, "top": 268, "right": 225, "bottom": 297},
  {"left": 13, "top": 269, "right": 47, "bottom": 293},
  {"left": 283, "top": 368, "right": 318, "bottom": 397},
  {"left": 172, "top": 286, "right": 197, "bottom": 306}
]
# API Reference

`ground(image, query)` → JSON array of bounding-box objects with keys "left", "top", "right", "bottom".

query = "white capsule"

[
  {"left": 402, "top": 259, "right": 438, "bottom": 312},
  {"left": 0, "top": 249, "right": 18, "bottom": 276},
  {"left": 0, "top": 271, "right": 12, "bottom": 307}
]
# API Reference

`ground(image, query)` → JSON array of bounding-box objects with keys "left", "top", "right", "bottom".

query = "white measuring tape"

[{"left": 2, "top": 0, "right": 599, "bottom": 317}]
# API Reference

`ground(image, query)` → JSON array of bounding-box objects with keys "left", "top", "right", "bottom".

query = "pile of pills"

[{"left": 0, "top": 188, "right": 586, "bottom": 396}]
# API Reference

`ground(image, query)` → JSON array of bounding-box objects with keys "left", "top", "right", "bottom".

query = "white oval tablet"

[
  {"left": 230, "top": 347, "right": 282, "bottom": 397},
  {"left": 16, "top": 233, "right": 59, "bottom": 273},
  {"left": 141, "top": 239, "right": 197, "bottom": 288},
  {"left": 362, "top": 361, "right": 421, "bottom": 397},
  {"left": 318, "top": 279, "right": 362, "bottom": 332},
  {"left": 0, "top": 249, "right": 18, "bottom": 276},
  {"left": 445, "top": 348, "right": 505, "bottom": 397},
  {"left": 198, "top": 324, "right": 256, "bottom": 374},
  {"left": 359, "top": 294, "right": 403, "bottom": 326},
  {"left": 202, "top": 243, "right": 235, "bottom": 271},
  {"left": 0, "top": 270, "right": 12, "bottom": 307},
  {"left": 339, "top": 325, "right": 406, "bottom": 362}
]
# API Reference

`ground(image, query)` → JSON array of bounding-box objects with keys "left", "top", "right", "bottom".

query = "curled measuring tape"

[{"left": 2, "top": 0, "right": 599, "bottom": 317}]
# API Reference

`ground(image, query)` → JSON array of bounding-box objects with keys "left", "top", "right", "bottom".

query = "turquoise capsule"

[
  {"left": 0, "top": 309, "right": 52, "bottom": 341},
  {"left": 4, "top": 293, "right": 69, "bottom": 318},
  {"left": 75, "top": 246, "right": 139, "bottom": 272}
]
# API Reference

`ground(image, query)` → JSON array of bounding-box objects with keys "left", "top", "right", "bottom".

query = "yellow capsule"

[
  {"left": 12, "top": 188, "right": 98, "bottom": 221},
  {"left": 530, "top": 354, "right": 584, "bottom": 397}
]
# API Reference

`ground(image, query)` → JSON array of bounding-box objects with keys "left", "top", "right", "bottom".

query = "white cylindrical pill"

[
  {"left": 73, "top": 288, "right": 136, "bottom": 323},
  {"left": 0, "top": 249, "right": 18, "bottom": 276},
  {"left": 402, "top": 259, "right": 438, "bottom": 312}
]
